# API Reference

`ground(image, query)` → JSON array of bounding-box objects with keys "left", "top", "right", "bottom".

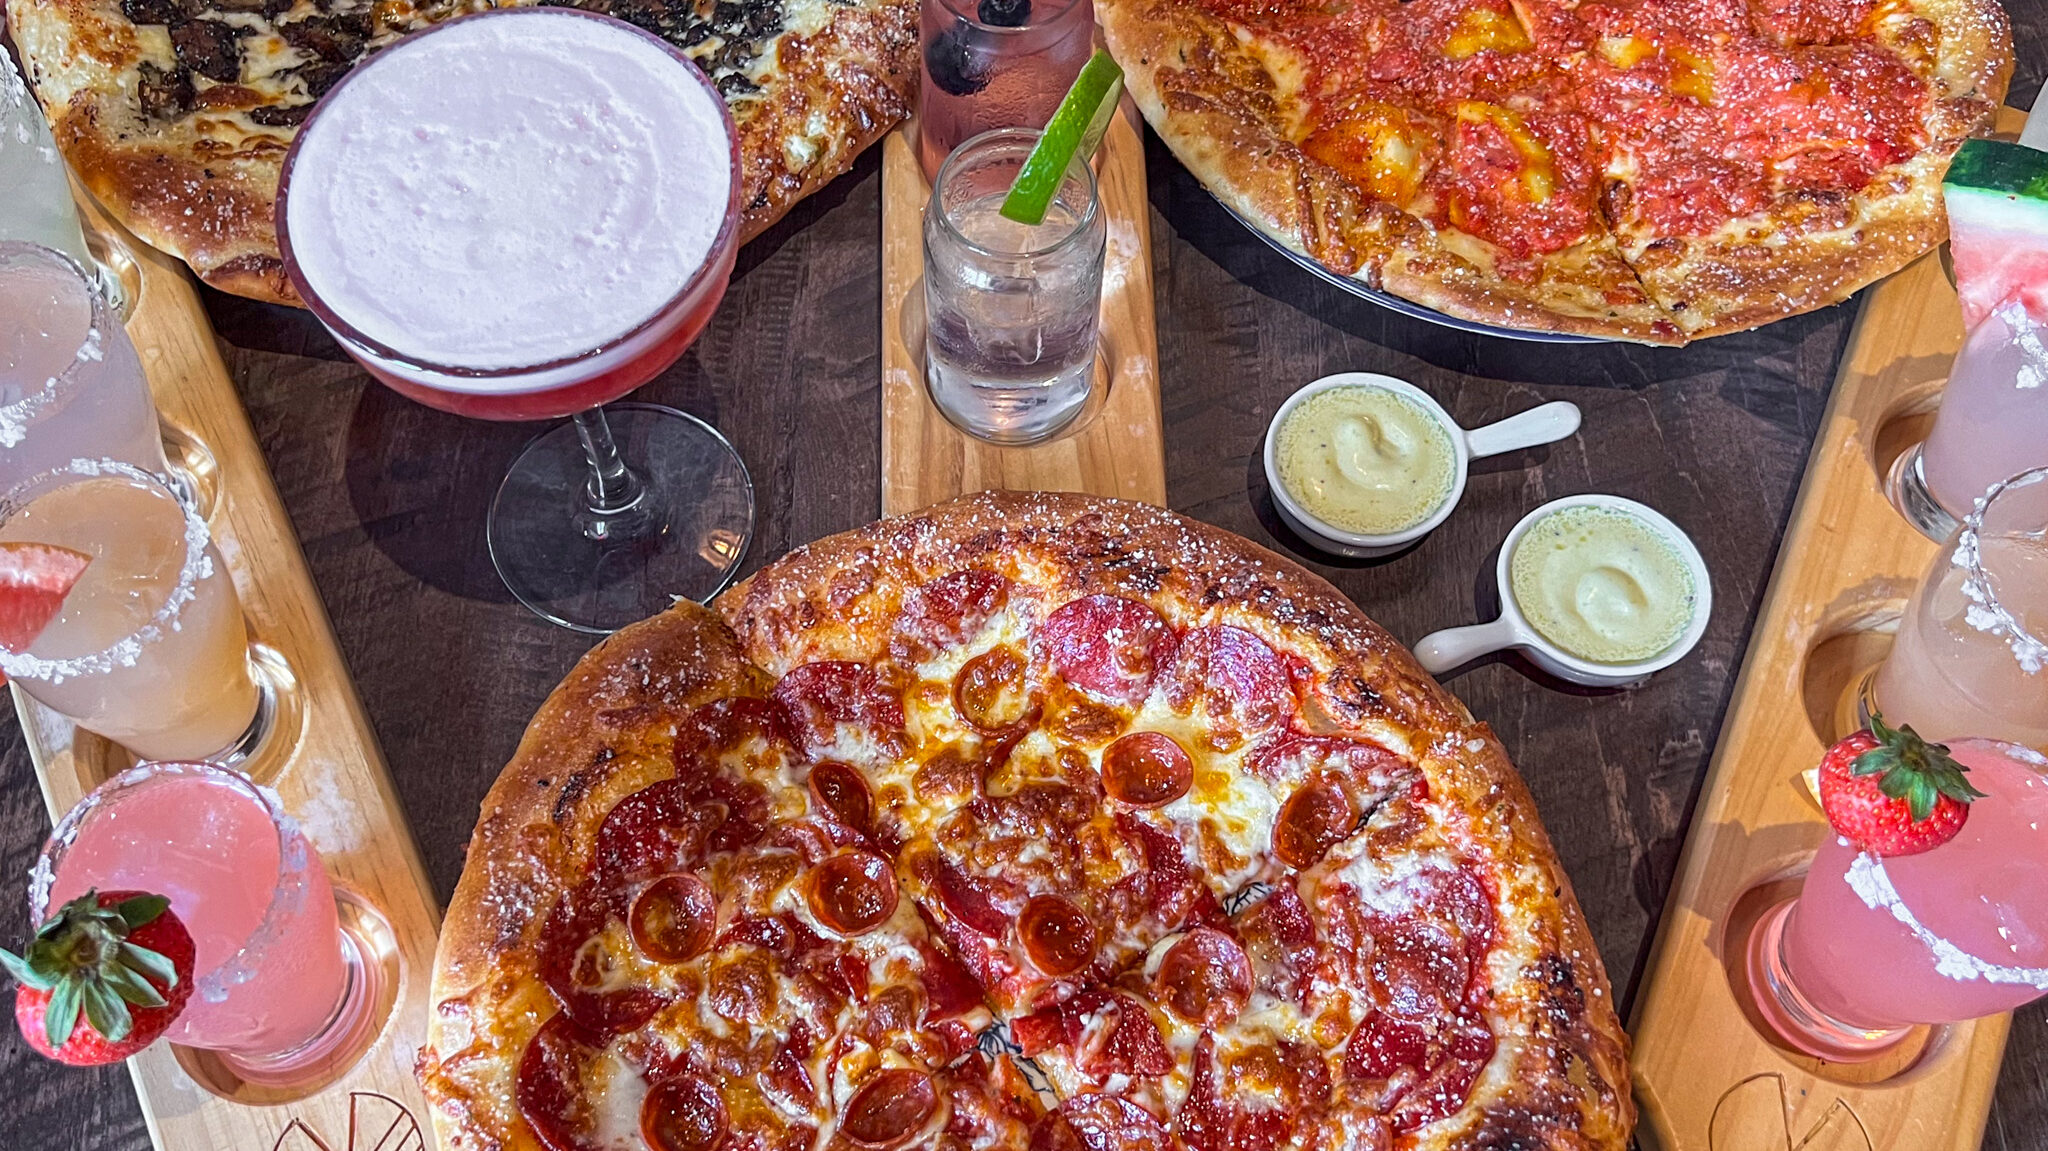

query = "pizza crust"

[{"left": 422, "top": 600, "right": 769, "bottom": 1151}]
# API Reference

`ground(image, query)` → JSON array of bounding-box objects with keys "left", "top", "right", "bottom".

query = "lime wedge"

[{"left": 999, "top": 50, "right": 1124, "bottom": 227}]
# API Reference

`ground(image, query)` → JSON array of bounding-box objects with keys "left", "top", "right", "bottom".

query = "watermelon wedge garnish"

[
  {"left": 1943, "top": 139, "right": 2048, "bottom": 330},
  {"left": 0, "top": 542, "right": 91, "bottom": 672}
]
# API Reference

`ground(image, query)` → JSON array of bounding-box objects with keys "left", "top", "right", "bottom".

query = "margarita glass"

[
  {"left": 1867, "top": 466, "right": 2048, "bottom": 749},
  {"left": 1745, "top": 739, "right": 2048, "bottom": 1060},
  {"left": 276, "top": 8, "right": 753, "bottom": 633},
  {"left": 0, "top": 460, "right": 259, "bottom": 761},
  {"left": 0, "top": 242, "right": 165, "bottom": 489},
  {"left": 31, "top": 761, "right": 378, "bottom": 1085}
]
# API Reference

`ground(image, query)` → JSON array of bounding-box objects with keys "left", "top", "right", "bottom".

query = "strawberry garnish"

[
  {"left": 1817, "top": 713, "right": 1986, "bottom": 857},
  {"left": 0, "top": 541, "right": 91, "bottom": 684},
  {"left": 1, "top": 889, "right": 194, "bottom": 1065}
]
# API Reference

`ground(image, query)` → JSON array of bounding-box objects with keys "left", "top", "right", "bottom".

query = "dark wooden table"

[{"left": 7, "top": 27, "right": 2046, "bottom": 1145}]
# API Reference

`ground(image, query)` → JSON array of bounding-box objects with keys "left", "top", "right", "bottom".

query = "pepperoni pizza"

[
  {"left": 1099, "top": 0, "right": 2013, "bottom": 343},
  {"left": 421, "top": 492, "right": 1633, "bottom": 1151}
]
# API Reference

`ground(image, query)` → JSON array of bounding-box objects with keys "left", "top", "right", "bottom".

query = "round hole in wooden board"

[
  {"left": 171, "top": 886, "right": 404, "bottom": 1105},
  {"left": 1800, "top": 603, "right": 1905, "bottom": 749},
  {"left": 1716, "top": 872, "right": 1942, "bottom": 1085},
  {"left": 220, "top": 642, "right": 309, "bottom": 786},
  {"left": 1866, "top": 380, "right": 1944, "bottom": 488},
  {"left": 161, "top": 420, "right": 223, "bottom": 522}
]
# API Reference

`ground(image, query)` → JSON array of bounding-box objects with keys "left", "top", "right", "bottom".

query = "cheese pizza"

[
  {"left": 5, "top": 0, "right": 913, "bottom": 304},
  {"left": 421, "top": 492, "right": 1633, "bottom": 1151},
  {"left": 1098, "top": 0, "right": 2013, "bottom": 342}
]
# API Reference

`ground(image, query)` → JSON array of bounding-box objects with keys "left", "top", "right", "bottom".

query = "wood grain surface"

[{"left": 3, "top": 29, "right": 2045, "bottom": 1150}]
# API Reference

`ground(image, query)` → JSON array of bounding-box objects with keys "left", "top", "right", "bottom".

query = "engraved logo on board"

[
  {"left": 1710, "top": 1073, "right": 1875, "bottom": 1151},
  {"left": 269, "top": 1091, "right": 425, "bottom": 1151}
]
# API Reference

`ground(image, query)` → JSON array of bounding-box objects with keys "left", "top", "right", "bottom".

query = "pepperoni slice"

[
  {"left": 1012, "top": 990, "right": 1171, "bottom": 1080},
  {"left": 953, "top": 646, "right": 1036, "bottom": 733},
  {"left": 840, "top": 1068, "right": 939, "bottom": 1148},
  {"left": 1018, "top": 894, "right": 1097, "bottom": 978},
  {"left": 673, "top": 695, "right": 790, "bottom": 766},
  {"left": 538, "top": 881, "right": 668, "bottom": 1034},
  {"left": 772, "top": 662, "right": 905, "bottom": 755},
  {"left": 1163, "top": 626, "right": 1296, "bottom": 735},
  {"left": 1154, "top": 927, "right": 1254, "bottom": 1027},
  {"left": 1101, "top": 732, "right": 1194, "bottom": 807},
  {"left": 808, "top": 761, "right": 874, "bottom": 837},
  {"left": 1039, "top": 595, "right": 1177, "bottom": 703},
  {"left": 1240, "top": 883, "right": 1320, "bottom": 1007},
  {"left": 629, "top": 874, "right": 717, "bottom": 964},
  {"left": 919, "top": 943, "right": 987, "bottom": 1022},
  {"left": 897, "top": 568, "right": 1010, "bottom": 653},
  {"left": 1343, "top": 1008, "right": 1496, "bottom": 1133},
  {"left": 931, "top": 859, "right": 1017, "bottom": 938},
  {"left": 1029, "top": 1096, "right": 1173, "bottom": 1151},
  {"left": 1247, "top": 733, "right": 1412, "bottom": 790},
  {"left": 1273, "top": 780, "right": 1359, "bottom": 870},
  {"left": 1114, "top": 814, "right": 1218, "bottom": 929},
  {"left": 807, "top": 849, "right": 899, "bottom": 936},
  {"left": 515, "top": 1013, "right": 607, "bottom": 1151},
  {"left": 641, "top": 1075, "right": 729, "bottom": 1151}
]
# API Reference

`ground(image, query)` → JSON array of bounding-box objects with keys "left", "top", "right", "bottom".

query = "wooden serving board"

[
  {"left": 10, "top": 191, "right": 440, "bottom": 1148},
  {"left": 1629, "top": 106, "right": 2027, "bottom": 1151},
  {"left": 879, "top": 101, "right": 1166, "bottom": 514}
]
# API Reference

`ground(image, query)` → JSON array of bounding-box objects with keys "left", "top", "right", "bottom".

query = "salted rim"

[
  {"left": 0, "top": 459, "right": 212, "bottom": 683},
  {"left": 0, "top": 243, "right": 111, "bottom": 450},
  {"left": 28, "top": 760, "right": 316, "bottom": 1005},
  {"left": 1952, "top": 464, "right": 2048, "bottom": 675}
]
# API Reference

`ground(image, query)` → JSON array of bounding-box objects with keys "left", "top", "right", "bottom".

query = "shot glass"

[
  {"left": 0, "top": 460, "right": 260, "bottom": 760},
  {"left": 31, "top": 761, "right": 380, "bottom": 1085},
  {"left": 917, "top": 0, "right": 1094, "bottom": 181},
  {"left": 0, "top": 242, "right": 166, "bottom": 489},
  {"left": 1865, "top": 465, "right": 2048, "bottom": 747},
  {"left": 923, "top": 128, "right": 1106, "bottom": 446}
]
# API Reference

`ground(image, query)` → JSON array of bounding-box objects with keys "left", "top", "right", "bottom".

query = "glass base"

[
  {"left": 1884, "top": 442, "right": 1960, "bottom": 542},
  {"left": 1743, "top": 897, "right": 1912, "bottom": 1061},
  {"left": 488, "top": 403, "right": 754, "bottom": 634},
  {"left": 211, "top": 911, "right": 382, "bottom": 1088}
]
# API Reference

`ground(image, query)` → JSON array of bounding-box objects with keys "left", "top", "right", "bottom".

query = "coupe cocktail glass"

[
  {"left": 0, "top": 242, "right": 165, "bottom": 488},
  {"left": 276, "top": 8, "right": 753, "bottom": 634},
  {"left": 1744, "top": 739, "right": 2048, "bottom": 1060},
  {"left": 917, "top": 0, "right": 1095, "bottom": 181},
  {"left": 31, "top": 761, "right": 379, "bottom": 1085},
  {"left": 923, "top": 128, "right": 1105, "bottom": 445},
  {"left": 1866, "top": 466, "right": 2048, "bottom": 749},
  {"left": 0, "top": 460, "right": 260, "bottom": 761}
]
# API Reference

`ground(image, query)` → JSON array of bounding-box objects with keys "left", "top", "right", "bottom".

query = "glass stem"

[{"left": 574, "top": 407, "right": 645, "bottom": 515}]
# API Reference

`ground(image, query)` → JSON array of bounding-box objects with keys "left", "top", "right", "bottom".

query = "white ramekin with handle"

[
  {"left": 1412, "top": 493, "right": 1713, "bottom": 688},
  {"left": 1263, "top": 372, "right": 1581, "bottom": 558}
]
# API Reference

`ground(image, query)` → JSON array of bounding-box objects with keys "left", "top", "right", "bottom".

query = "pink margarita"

[
  {"left": 276, "top": 7, "right": 755, "bottom": 632},
  {"left": 1747, "top": 739, "right": 2048, "bottom": 1059},
  {"left": 32, "top": 762, "right": 377, "bottom": 1084}
]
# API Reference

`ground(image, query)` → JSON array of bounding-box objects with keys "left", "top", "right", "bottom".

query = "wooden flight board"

[
  {"left": 878, "top": 102, "right": 1167, "bottom": 514},
  {"left": 1630, "top": 107, "right": 2028, "bottom": 1151},
  {"left": 9, "top": 191, "right": 440, "bottom": 1148}
]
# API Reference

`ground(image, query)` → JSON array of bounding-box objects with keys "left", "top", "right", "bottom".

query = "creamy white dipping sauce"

[
  {"left": 1275, "top": 386, "right": 1457, "bottom": 536},
  {"left": 1510, "top": 504, "right": 1696, "bottom": 664}
]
